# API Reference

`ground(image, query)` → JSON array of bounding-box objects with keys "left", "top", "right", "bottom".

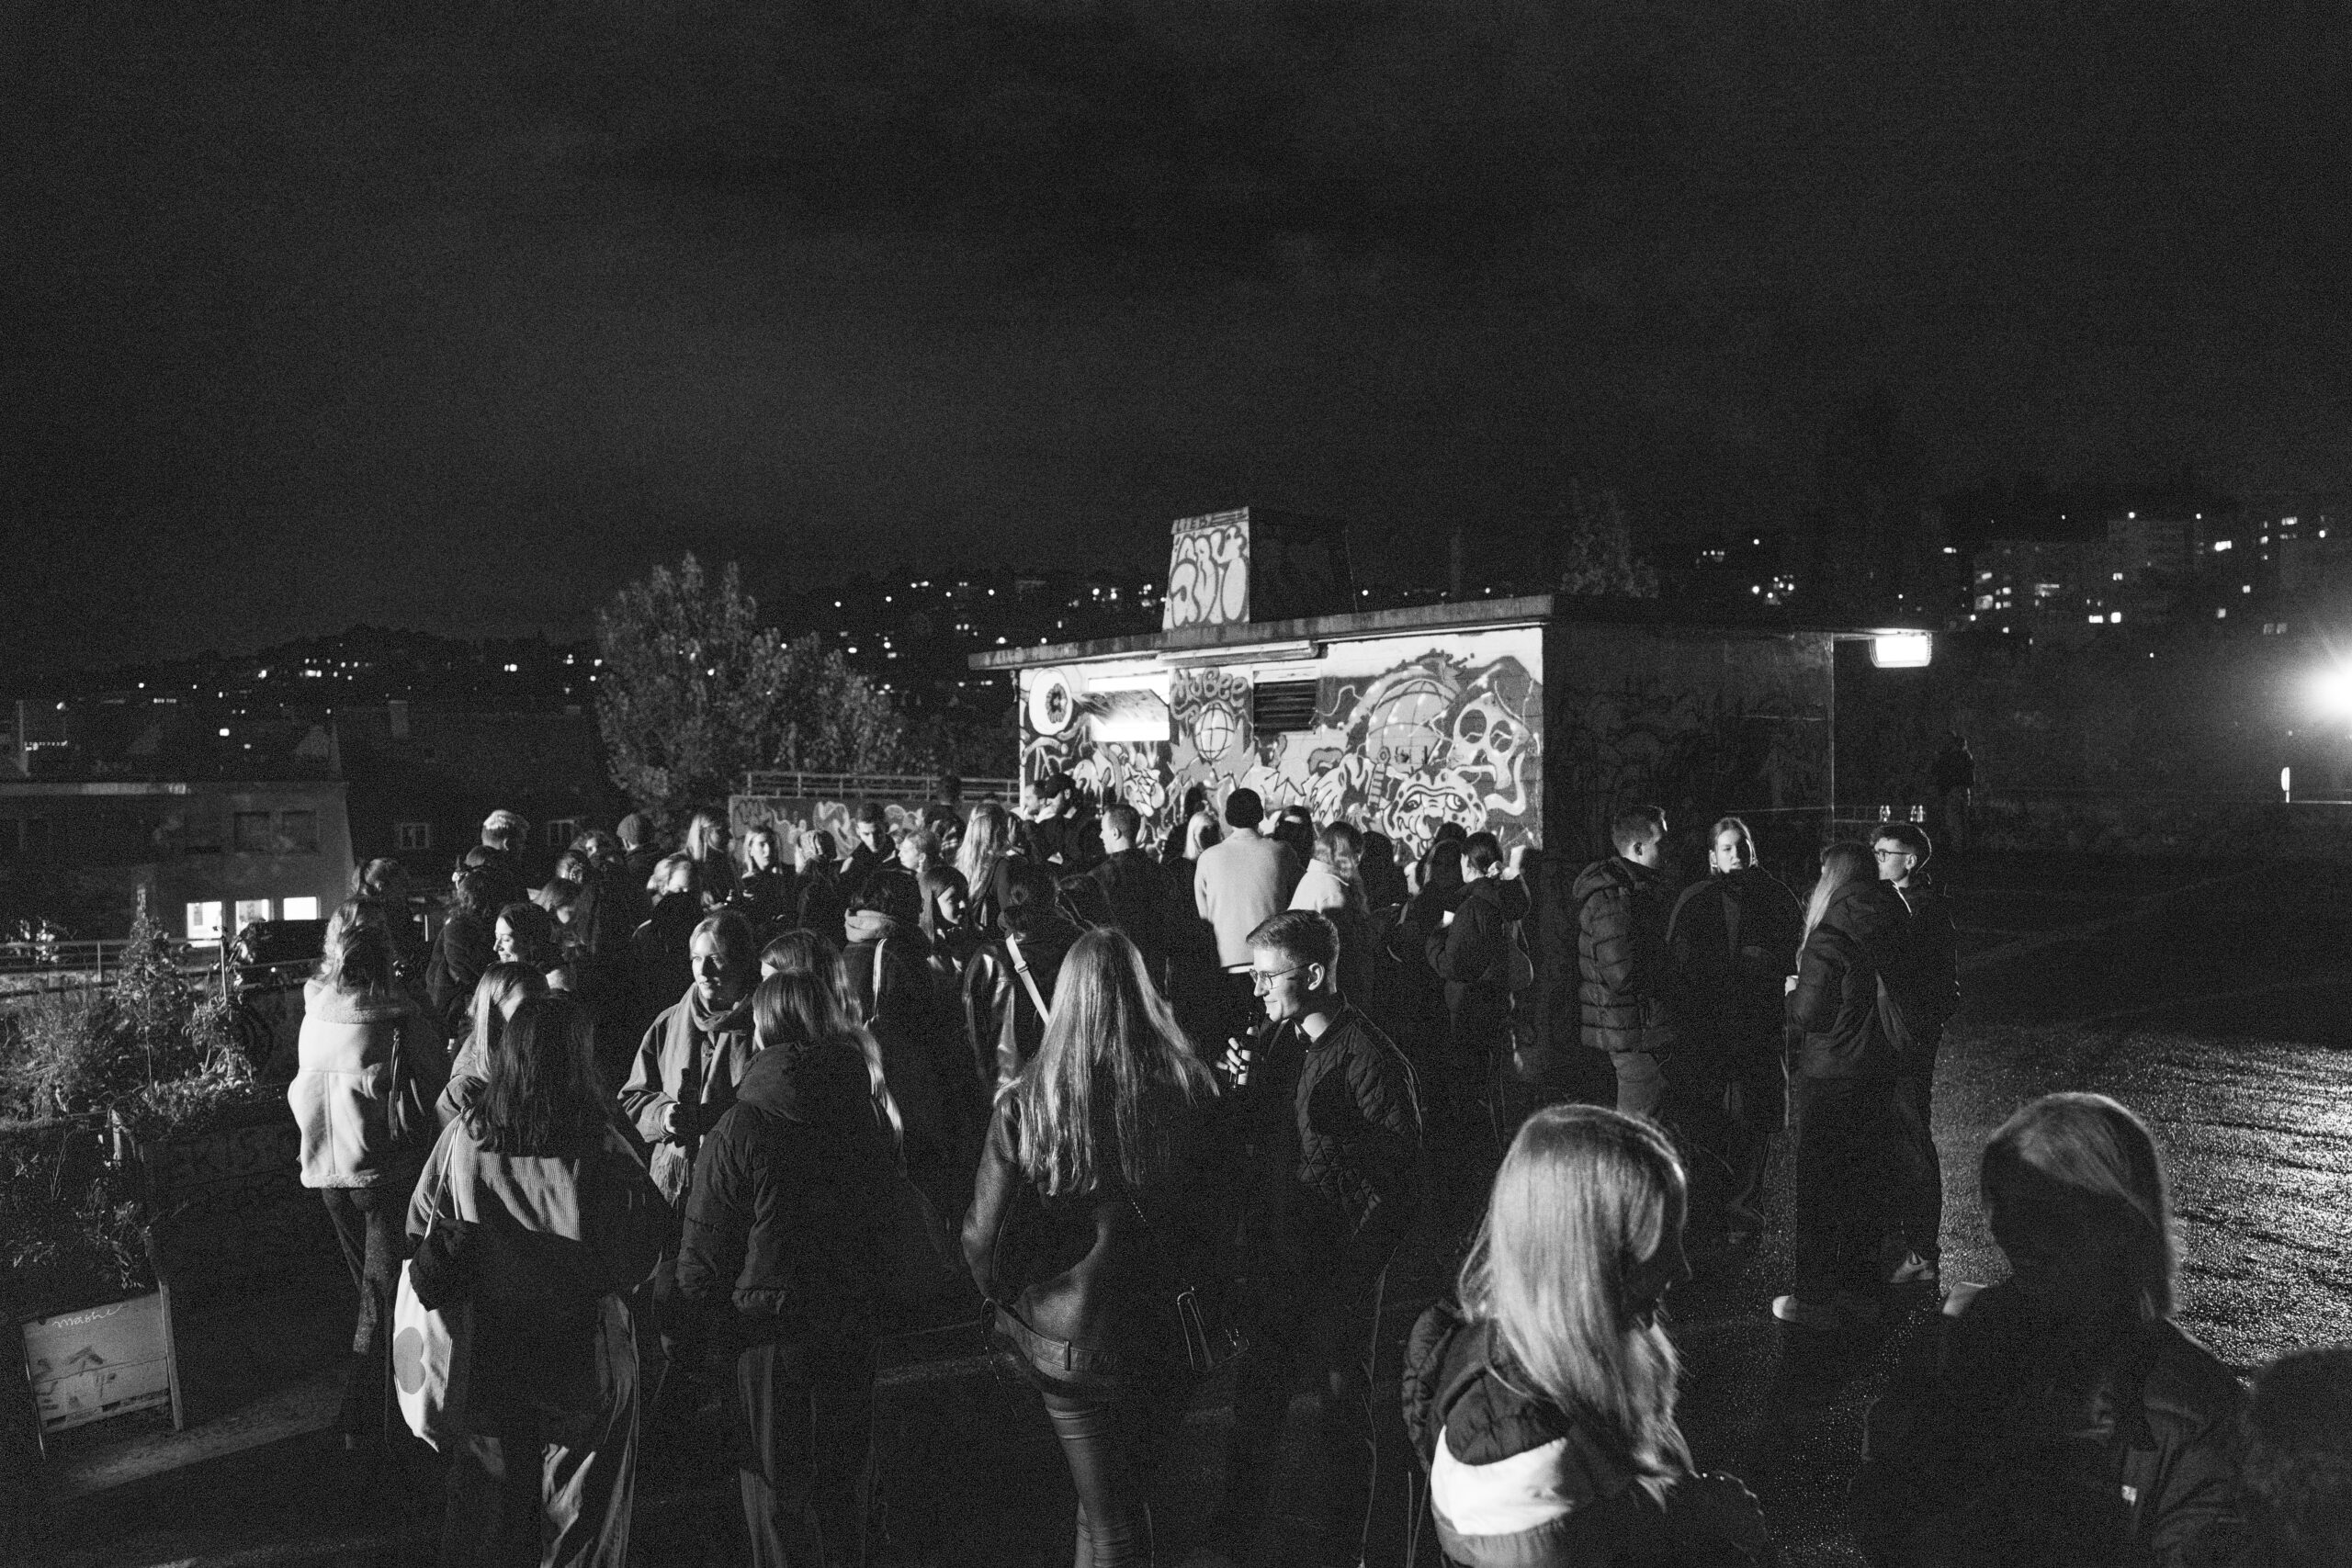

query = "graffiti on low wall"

[{"left": 1019, "top": 628, "right": 1544, "bottom": 861}]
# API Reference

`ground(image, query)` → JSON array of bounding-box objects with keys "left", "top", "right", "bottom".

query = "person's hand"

[
  {"left": 1441, "top": 909, "right": 1455, "bottom": 926},
  {"left": 1784, "top": 975, "right": 1799, "bottom": 995},
  {"left": 1219, "top": 1036, "right": 1252, "bottom": 1089},
  {"left": 1506, "top": 843, "right": 1530, "bottom": 877},
  {"left": 662, "top": 1103, "right": 686, "bottom": 1139}
]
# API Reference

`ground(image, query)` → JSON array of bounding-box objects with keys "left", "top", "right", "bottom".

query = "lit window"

[
  {"left": 282, "top": 897, "right": 322, "bottom": 921},
  {"left": 235, "top": 898, "right": 272, "bottom": 931},
  {"left": 186, "top": 901, "right": 224, "bottom": 942}
]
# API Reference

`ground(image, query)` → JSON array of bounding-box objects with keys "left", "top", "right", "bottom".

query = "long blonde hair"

[
  {"left": 1007, "top": 928, "right": 1216, "bottom": 1197},
  {"left": 1457, "top": 1104, "right": 1692, "bottom": 1493},
  {"left": 955, "top": 803, "right": 1012, "bottom": 905},
  {"left": 1803, "top": 840, "right": 1876, "bottom": 943},
  {"left": 1983, "top": 1092, "right": 2179, "bottom": 1322}
]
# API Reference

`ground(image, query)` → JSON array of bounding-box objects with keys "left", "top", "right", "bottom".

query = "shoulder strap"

[
  {"left": 1004, "top": 932, "right": 1053, "bottom": 1024},
  {"left": 871, "top": 938, "right": 888, "bottom": 1023}
]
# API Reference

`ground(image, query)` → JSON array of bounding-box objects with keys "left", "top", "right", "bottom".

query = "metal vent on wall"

[{"left": 1250, "top": 680, "right": 1322, "bottom": 734}]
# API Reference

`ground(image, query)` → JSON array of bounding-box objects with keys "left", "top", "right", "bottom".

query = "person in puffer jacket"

[
  {"left": 1774, "top": 841, "right": 1909, "bottom": 1332},
  {"left": 1576, "top": 807, "right": 1678, "bottom": 1119},
  {"left": 1852, "top": 1094, "right": 2244, "bottom": 1568},
  {"left": 288, "top": 903, "right": 443, "bottom": 1446},
  {"left": 1217, "top": 910, "right": 1424, "bottom": 1567},
  {"left": 1402, "top": 1104, "right": 1771, "bottom": 1568},
  {"left": 673, "top": 968, "right": 898, "bottom": 1568}
]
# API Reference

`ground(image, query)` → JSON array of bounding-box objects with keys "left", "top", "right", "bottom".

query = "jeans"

[
  {"left": 732, "top": 1336, "right": 875, "bottom": 1568},
  {"left": 1612, "top": 1049, "right": 1666, "bottom": 1120},
  {"left": 321, "top": 1185, "right": 405, "bottom": 1438},
  {"left": 1039, "top": 1371, "right": 1187, "bottom": 1568},
  {"left": 1788, "top": 1075, "right": 1897, "bottom": 1302},
  {"left": 1226, "top": 1261, "right": 1408, "bottom": 1567},
  {"left": 1891, "top": 1031, "right": 1946, "bottom": 1259}
]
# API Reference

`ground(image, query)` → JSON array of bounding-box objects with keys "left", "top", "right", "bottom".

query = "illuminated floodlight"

[
  {"left": 1869, "top": 632, "right": 1933, "bottom": 668},
  {"left": 2305, "top": 666, "right": 2352, "bottom": 718}
]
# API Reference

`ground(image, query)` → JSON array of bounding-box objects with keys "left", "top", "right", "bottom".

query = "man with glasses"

[
  {"left": 1872, "top": 821, "right": 1959, "bottom": 1287},
  {"left": 1216, "top": 910, "right": 1424, "bottom": 1568}
]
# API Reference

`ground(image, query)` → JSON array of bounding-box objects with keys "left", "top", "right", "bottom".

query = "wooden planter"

[{"left": 134, "top": 1098, "right": 328, "bottom": 1302}]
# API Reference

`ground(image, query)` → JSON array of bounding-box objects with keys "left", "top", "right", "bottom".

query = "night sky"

[{"left": 7, "top": 1, "right": 2347, "bottom": 672}]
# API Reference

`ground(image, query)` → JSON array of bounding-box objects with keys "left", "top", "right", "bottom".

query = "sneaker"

[
  {"left": 1889, "top": 1251, "right": 1940, "bottom": 1287},
  {"left": 1772, "top": 1292, "right": 1882, "bottom": 1329}
]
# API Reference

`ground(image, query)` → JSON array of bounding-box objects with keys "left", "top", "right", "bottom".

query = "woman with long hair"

[
  {"left": 436, "top": 963, "right": 551, "bottom": 1125},
  {"left": 684, "top": 810, "right": 737, "bottom": 910},
  {"left": 494, "top": 899, "right": 574, "bottom": 993},
  {"left": 734, "top": 822, "right": 797, "bottom": 937},
  {"left": 1774, "top": 840, "right": 1909, "bottom": 1331},
  {"left": 428, "top": 866, "right": 502, "bottom": 1041},
  {"left": 350, "top": 856, "right": 428, "bottom": 984},
  {"left": 1406, "top": 1105, "right": 1767, "bottom": 1564},
  {"left": 1853, "top": 1094, "right": 2243, "bottom": 1565},
  {"left": 289, "top": 906, "right": 444, "bottom": 1449},
  {"left": 962, "top": 928, "right": 1223, "bottom": 1567},
  {"left": 674, "top": 970, "right": 899, "bottom": 1566},
  {"left": 409, "top": 996, "right": 666, "bottom": 1568},
  {"left": 793, "top": 830, "right": 847, "bottom": 947},
  {"left": 757, "top": 930, "right": 907, "bottom": 1154},
  {"left": 954, "top": 803, "right": 1014, "bottom": 935}
]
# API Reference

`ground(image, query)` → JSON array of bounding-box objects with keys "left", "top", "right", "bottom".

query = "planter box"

[
  {"left": 136, "top": 1100, "right": 331, "bottom": 1303},
  {"left": 17, "top": 1288, "right": 180, "bottom": 1448}
]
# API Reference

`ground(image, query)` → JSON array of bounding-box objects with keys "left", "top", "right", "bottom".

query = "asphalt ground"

[{"left": 11, "top": 851, "right": 2349, "bottom": 1566}]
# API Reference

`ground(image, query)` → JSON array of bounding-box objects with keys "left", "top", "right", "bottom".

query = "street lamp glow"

[
  {"left": 2305, "top": 667, "right": 2352, "bottom": 717},
  {"left": 1869, "top": 633, "right": 1933, "bottom": 669}
]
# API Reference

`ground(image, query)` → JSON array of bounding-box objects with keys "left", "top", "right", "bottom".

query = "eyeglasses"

[
  {"left": 1249, "top": 964, "right": 1307, "bottom": 991},
  {"left": 1873, "top": 848, "right": 1915, "bottom": 860}
]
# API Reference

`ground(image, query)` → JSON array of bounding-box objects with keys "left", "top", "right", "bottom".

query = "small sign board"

[{"left": 20, "top": 1289, "right": 179, "bottom": 1440}]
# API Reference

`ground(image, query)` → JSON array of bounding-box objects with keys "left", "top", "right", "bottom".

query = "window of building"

[
  {"left": 234, "top": 898, "right": 272, "bottom": 931},
  {"left": 233, "top": 811, "right": 274, "bottom": 852},
  {"left": 395, "top": 821, "right": 433, "bottom": 852},
  {"left": 282, "top": 896, "right": 322, "bottom": 921},
  {"left": 544, "top": 818, "right": 582, "bottom": 849},
  {"left": 278, "top": 810, "right": 320, "bottom": 853},
  {"left": 186, "top": 901, "right": 224, "bottom": 943}
]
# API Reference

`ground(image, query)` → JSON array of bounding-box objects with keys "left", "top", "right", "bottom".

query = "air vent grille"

[{"left": 1250, "top": 680, "right": 1322, "bottom": 734}]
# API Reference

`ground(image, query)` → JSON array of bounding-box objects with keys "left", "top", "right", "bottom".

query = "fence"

[{"left": 740, "top": 771, "right": 1019, "bottom": 803}]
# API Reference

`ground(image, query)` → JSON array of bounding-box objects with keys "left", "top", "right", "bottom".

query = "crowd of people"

[{"left": 277, "top": 784, "right": 2351, "bottom": 1568}]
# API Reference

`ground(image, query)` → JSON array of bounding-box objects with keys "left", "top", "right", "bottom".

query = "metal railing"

[{"left": 739, "top": 771, "right": 1019, "bottom": 802}]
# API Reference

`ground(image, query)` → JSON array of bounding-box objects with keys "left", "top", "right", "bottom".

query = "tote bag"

[{"left": 391, "top": 1247, "right": 472, "bottom": 1450}]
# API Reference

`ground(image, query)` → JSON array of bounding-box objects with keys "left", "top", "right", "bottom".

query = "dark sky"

[{"left": 7, "top": 0, "right": 2348, "bottom": 671}]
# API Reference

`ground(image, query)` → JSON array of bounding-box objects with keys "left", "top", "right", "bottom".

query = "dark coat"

[
  {"left": 1574, "top": 856, "right": 1674, "bottom": 1055},
  {"left": 1666, "top": 867, "right": 1804, "bottom": 1071},
  {"left": 962, "top": 913, "right": 1084, "bottom": 1089},
  {"left": 961, "top": 1088, "right": 1218, "bottom": 1376},
  {"left": 1402, "top": 1303, "right": 1772, "bottom": 1568},
  {"left": 1428, "top": 875, "right": 1516, "bottom": 1054},
  {"left": 1232, "top": 1004, "right": 1422, "bottom": 1276},
  {"left": 1786, "top": 877, "right": 1908, "bottom": 1079},
  {"left": 794, "top": 863, "right": 848, "bottom": 947},
  {"left": 426, "top": 908, "right": 492, "bottom": 1040},
  {"left": 673, "top": 1038, "right": 896, "bottom": 1345},
  {"left": 1886, "top": 873, "right": 1961, "bottom": 1051},
  {"left": 733, "top": 865, "right": 799, "bottom": 938},
  {"left": 1852, "top": 1281, "right": 2244, "bottom": 1568},
  {"left": 1088, "top": 849, "right": 1166, "bottom": 970}
]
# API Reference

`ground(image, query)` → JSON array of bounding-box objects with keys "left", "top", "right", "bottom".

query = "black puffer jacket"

[
  {"left": 1786, "top": 878, "right": 1908, "bottom": 1079},
  {"left": 1575, "top": 856, "right": 1675, "bottom": 1055},
  {"left": 1233, "top": 1004, "right": 1422, "bottom": 1274},
  {"left": 1852, "top": 1281, "right": 2245, "bottom": 1568},
  {"left": 1402, "top": 1303, "right": 1773, "bottom": 1567},
  {"left": 673, "top": 1036, "right": 895, "bottom": 1345},
  {"left": 960, "top": 1088, "right": 1220, "bottom": 1380}
]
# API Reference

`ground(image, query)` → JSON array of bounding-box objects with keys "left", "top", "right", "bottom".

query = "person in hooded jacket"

[
  {"left": 963, "top": 858, "right": 1088, "bottom": 1091},
  {"left": 674, "top": 969, "right": 899, "bottom": 1568},
  {"left": 964, "top": 928, "right": 1225, "bottom": 1568},
  {"left": 616, "top": 909, "right": 761, "bottom": 1384},
  {"left": 1871, "top": 820, "right": 1962, "bottom": 1289},
  {"left": 1774, "top": 840, "right": 1909, "bottom": 1331},
  {"left": 408, "top": 996, "right": 668, "bottom": 1568},
  {"left": 1402, "top": 1104, "right": 1771, "bottom": 1568},
  {"left": 1575, "top": 807, "right": 1678, "bottom": 1121},
  {"left": 289, "top": 904, "right": 445, "bottom": 1446},
  {"left": 1665, "top": 817, "right": 1804, "bottom": 1241},
  {"left": 1852, "top": 1093, "right": 2243, "bottom": 1568}
]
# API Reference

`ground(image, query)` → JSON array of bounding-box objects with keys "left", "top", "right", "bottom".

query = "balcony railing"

[{"left": 739, "top": 772, "right": 1019, "bottom": 803}]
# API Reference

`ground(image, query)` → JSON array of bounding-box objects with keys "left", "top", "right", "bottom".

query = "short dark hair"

[
  {"left": 1465, "top": 839, "right": 1502, "bottom": 875},
  {"left": 1102, "top": 803, "right": 1141, "bottom": 841},
  {"left": 997, "top": 858, "right": 1064, "bottom": 938},
  {"left": 1874, "top": 821, "right": 1933, "bottom": 861},
  {"left": 2242, "top": 1343, "right": 2352, "bottom": 1567},
  {"left": 1224, "top": 788, "right": 1264, "bottom": 830},
  {"left": 1432, "top": 821, "right": 1468, "bottom": 847},
  {"left": 1038, "top": 772, "right": 1076, "bottom": 802},
  {"left": 1247, "top": 909, "right": 1340, "bottom": 984},
  {"left": 854, "top": 801, "right": 888, "bottom": 829},
  {"left": 1611, "top": 807, "right": 1666, "bottom": 857},
  {"left": 1711, "top": 816, "right": 1757, "bottom": 869}
]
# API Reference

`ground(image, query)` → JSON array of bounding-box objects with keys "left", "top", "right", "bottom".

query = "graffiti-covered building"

[{"left": 973, "top": 507, "right": 1869, "bottom": 1060}]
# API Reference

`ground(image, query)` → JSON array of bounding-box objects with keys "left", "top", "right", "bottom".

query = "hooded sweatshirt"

[{"left": 288, "top": 977, "right": 435, "bottom": 1189}]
